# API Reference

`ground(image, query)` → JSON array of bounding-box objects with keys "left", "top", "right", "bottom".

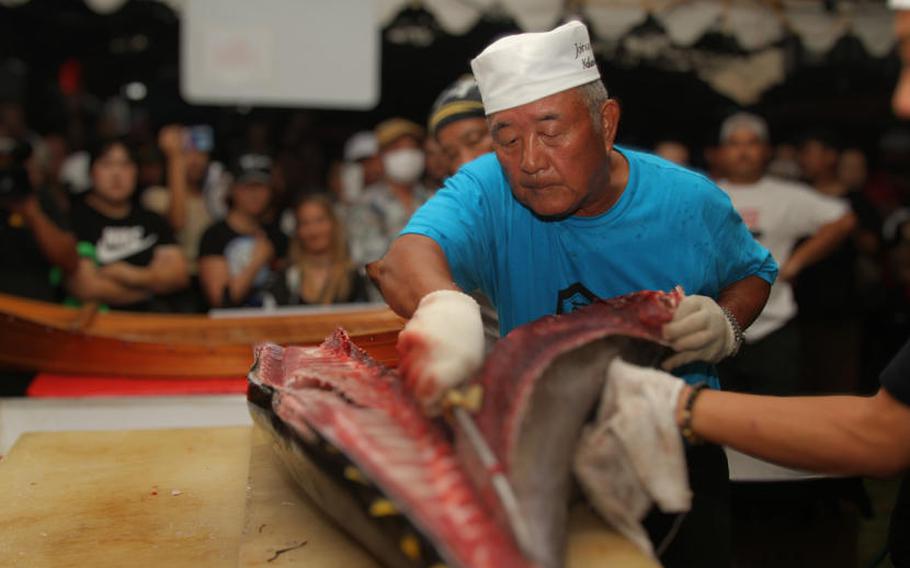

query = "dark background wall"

[{"left": 0, "top": 0, "right": 903, "bottom": 174}]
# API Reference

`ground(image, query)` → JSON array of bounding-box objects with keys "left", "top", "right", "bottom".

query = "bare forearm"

[
  {"left": 147, "top": 252, "right": 190, "bottom": 294},
  {"left": 717, "top": 275, "right": 770, "bottom": 329},
  {"left": 367, "top": 235, "right": 459, "bottom": 317},
  {"left": 688, "top": 388, "right": 910, "bottom": 477},
  {"left": 166, "top": 155, "right": 188, "bottom": 231},
  {"left": 67, "top": 267, "right": 149, "bottom": 306},
  {"left": 103, "top": 255, "right": 188, "bottom": 295},
  {"left": 94, "top": 280, "right": 151, "bottom": 306},
  {"left": 786, "top": 213, "right": 857, "bottom": 275},
  {"left": 146, "top": 267, "right": 188, "bottom": 294}
]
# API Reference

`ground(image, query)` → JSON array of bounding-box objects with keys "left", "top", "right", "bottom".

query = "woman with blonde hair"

[{"left": 271, "top": 194, "right": 367, "bottom": 305}]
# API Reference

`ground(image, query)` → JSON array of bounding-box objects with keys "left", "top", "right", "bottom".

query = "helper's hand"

[
  {"left": 662, "top": 295, "right": 737, "bottom": 371},
  {"left": 396, "top": 290, "right": 484, "bottom": 415},
  {"left": 574, "top": 358, "right": 691, "bottom": 556}
]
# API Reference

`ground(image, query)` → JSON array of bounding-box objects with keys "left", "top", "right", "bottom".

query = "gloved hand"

[
  {"left": 396, "top": 290, "right": 485, "bottom": 415},
  {"left": 574, "top": 358, "right": 691, "bottom": 557},
  {"left": 661, "top": 295, "right": 738, "bottom": 371}
]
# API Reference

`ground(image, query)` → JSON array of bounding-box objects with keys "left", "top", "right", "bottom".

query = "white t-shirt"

[{"left": 720, "top": 176, "right": 849, "bottom": 342}]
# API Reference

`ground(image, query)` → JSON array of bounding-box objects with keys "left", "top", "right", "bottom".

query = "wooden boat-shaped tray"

[{"left": 0, "top": 293, "right": 403, "bottom": 377}]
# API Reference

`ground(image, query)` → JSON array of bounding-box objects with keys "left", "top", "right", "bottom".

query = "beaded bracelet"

[{"left": 680, "top": 381, "right": 709, "bottom": 445}]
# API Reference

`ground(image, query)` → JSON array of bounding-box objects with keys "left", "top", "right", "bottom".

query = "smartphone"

[{"left": 185, "top": 125, "right": 214, "bottom": 152}]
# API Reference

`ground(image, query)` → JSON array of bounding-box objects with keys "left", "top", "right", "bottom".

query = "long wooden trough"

[{"left": 0, "top": 294, "right": 403, "bottom": 377}]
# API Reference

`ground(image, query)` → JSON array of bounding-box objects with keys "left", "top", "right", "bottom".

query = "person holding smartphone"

[
  {"left": 141, "top": 125, "right": 224, "bottom": 272},
  {"left": 141, "top": 124, "right": 228, "bottom": 311}
]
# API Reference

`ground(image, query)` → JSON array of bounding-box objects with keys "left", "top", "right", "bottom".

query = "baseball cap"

[
  {"left": 232, "top": 153, "right": 272, "bottom": 185},
  {"left": 428, "top": 75, "right": 485, "bottom": 137}
]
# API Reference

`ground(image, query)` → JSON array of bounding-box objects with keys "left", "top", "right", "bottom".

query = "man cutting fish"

[{"left": 369, "top": 21, "right": 775, "bottom": 567}]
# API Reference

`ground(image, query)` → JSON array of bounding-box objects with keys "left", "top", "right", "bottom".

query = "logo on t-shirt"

[
  {"left": 95, "top": 226, "right": 159, "bottom": 264},
  {"left": 556, "top": 282, "right": 597, "bottom": 314}
]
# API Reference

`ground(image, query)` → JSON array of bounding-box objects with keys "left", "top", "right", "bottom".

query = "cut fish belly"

[{"left": 249, "top": 330, "right": 533, "bottom": 568}]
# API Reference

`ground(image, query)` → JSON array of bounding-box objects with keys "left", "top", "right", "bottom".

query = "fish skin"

[{"left": 466, "top": 289, "right": 682, "bottom": 568}]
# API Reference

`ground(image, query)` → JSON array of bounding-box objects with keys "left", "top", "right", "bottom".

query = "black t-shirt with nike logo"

[
  {"left": 69, "top": 200, "right": 178, "bottom": 312},
  {"left": 71, "top": 201, "right": 176, "bottom": 268}
]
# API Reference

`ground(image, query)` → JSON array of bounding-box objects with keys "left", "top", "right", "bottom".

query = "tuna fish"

[{"left": 248, "top": 288, "right": 682, "bottom": 568}]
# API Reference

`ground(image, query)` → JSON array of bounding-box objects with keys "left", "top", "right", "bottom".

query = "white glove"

[
  {"left": 396, "top": 290, "right": 485, "bottom": 415},
  {"left": 661, "top": 295, "right": 737, "bottom": 371},
  {"left": 574, "top": 358, "right": 691, "bottom": 557}
]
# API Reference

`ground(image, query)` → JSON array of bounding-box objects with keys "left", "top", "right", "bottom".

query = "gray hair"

[
  {"left": 577, "top": 80, "right": 609, "bottom": 134},
  {"left": 485, "top": 80, "right": 610, "bottom": 134}
]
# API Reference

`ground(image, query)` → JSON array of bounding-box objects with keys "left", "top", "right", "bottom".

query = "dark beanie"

[{"left": 428, "top": 75, "right": 485, "bottom": 138}]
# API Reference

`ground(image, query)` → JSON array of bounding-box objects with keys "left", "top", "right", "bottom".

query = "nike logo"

[{"left": 95, "top": 226, "right": 159, "bottom": 264}]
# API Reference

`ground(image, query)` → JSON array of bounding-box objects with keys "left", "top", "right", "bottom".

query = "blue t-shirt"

[{"left": 402, "top": 148, "right": 777, "bottom": 387}]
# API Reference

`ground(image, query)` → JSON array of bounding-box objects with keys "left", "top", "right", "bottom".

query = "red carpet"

[{"left": 27, "top": 373, "right": 247, "bottom": 397}]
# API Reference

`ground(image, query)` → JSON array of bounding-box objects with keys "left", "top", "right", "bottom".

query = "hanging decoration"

[
  {"left": 374, "top": 0, "right": 895, "bottom": 104},
  {"left": 4, "top": 0, "right": 896, "bottom": 105}
]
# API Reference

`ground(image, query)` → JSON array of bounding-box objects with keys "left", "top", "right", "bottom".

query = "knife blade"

[{"left": 445, "top": 390, "right": 535, "bottom": 557}]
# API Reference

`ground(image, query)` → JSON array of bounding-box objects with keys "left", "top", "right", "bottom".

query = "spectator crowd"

[{"left": 2, "top": 72, "right": 910, "bottom": 398}]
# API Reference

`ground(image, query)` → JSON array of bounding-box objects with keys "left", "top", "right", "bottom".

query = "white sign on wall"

[{"left": 181, "top": 0, "right": 379, "bottom": 109}]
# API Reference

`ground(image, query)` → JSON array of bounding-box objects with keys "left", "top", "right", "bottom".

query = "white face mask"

[
  {"left": 339, "top": 162, "right": 364, "bottom": 203},
  {"left": 382, "top": 148, "right": 425, "bottom": 184}
]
